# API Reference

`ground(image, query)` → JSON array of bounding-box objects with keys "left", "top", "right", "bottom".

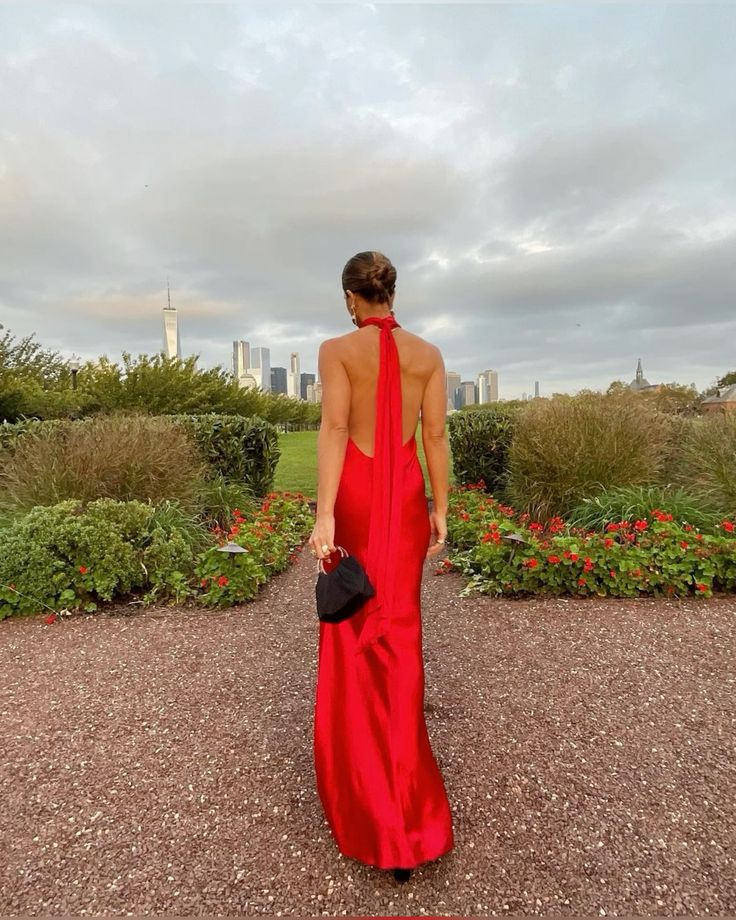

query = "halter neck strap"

[
  {"left": 355, "top": 312, "right": 404, "bottom": 654},
  {"left": 359, "top": 313, "right": 400, "bottom": 332}
]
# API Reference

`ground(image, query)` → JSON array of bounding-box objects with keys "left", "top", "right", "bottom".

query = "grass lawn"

[{"left": 273, "top": 424, "right": 456, "bottom": 498}]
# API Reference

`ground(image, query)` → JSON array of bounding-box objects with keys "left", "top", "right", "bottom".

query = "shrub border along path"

[{"left": 1, "top": 544, "right": 734, "bottom": 915}]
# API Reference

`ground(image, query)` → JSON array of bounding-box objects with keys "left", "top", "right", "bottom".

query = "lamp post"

[
  {"left": 217, "top": 540, "right": 248, "bottom": 565},
  {"left": 502, "top": 531, "right": 528, "bottom": 563},
  {"left": 69, "top": 354, "right": 80, "bottom": 390}
]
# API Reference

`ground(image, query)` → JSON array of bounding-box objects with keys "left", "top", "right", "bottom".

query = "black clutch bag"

[{"left": 316, "top": 546, "right": 375, "bottom": 623}]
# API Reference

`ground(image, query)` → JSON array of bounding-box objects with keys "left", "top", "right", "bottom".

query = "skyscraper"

[
  {"left": 232, "top": 340, "right": 250, "bottom": 379},
  {"left": 287, "top": 352, "right": 301, "bottom": 398},
  {"left": 162, "top": 281, "right": 182, "bottom": 359},
  {"left": 249, "top": 346, "right": 271, "bottom": 392},
  {"left": 477, "top": 369, "right": 499, "bottom": 403},
  {"left": 446, "top": 370, "right": 461, "bottom": 410},
  {"left": 300, "top": 372, "right": 315, "bottom": 399},
  {"left": 458, "top": 381, "right": 476, "bottom": 407},
  {"left": 271, "top": 366, "right": 288, "bottom": 395}
]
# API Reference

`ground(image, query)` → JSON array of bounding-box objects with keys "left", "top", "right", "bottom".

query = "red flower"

[
  {"left": 529, "top": 522, "right": 543, "bottom": 533},
  {"left": 684, "top": 524, "right": 693, "bottom": 532},
  {"left": 44, "top": 613, "right": 57, "bottom": 624},
  {"left": 577, "top": 577, "right": 587, "bottom": 586},
  {"left": 609, "top": 570, "right": 616, "bottom": 578},
  {"left": 230, "top": 524, "right": 241, "bottom": 536},
  {"left": 722, "top": 521, "right": 734, "bottom": 533},
  {"left": 680, "top": 541, "right": 689, "bottom": 550},
  {"left": 632, "top": 568, "right": 641, "bottom": 578},
  {"left": 606, "top": 522, "right": 620, "bottom": 533},
  {"left": 634, "top": 520, "right": 648, "bottom": 532},
  {"left": 460, "top": 511, "right": 470, "bottom": 521},
  {"left": 547, "top": 555, "right": 561, "bottom": 564},
  {"left": 217, "top": 575, "right": 229, "bottom": 587},
  {"left": 569, "top": 553, "right": 579, "bottom": 563},
  {"left": 547, "top": 517, "right": 565, "bottom": 534},
  {"left": 79, "top": 565, "right": 88, "bottom": 574},
  {"left": 200, "top": 577, "right": 208, "bottom": 587},
  {"left": 604, "top": 538, "right": 614, "bottom": 549},
  {"left": 583, "top": 559, "right": 594, "bottom": 572},
  {"left": 696, "top": 583, "right": 707, "bottom": 593},
  {"left": 523, "top": 558, "right": 538, "bottom": 569}
]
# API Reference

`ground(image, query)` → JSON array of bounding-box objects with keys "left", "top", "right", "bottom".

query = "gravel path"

[{"left": 1, "top": 545, "right": 734, "bottom": 917}]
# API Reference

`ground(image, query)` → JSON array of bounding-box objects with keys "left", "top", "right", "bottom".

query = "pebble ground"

[{"left": 1, "top": 546, "right": 734, "bottom": 917}]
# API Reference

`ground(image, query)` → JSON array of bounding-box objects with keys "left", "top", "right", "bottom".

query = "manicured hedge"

[
  {"left": 170, "top": 412, "right": 281, "bottom": 496},
  {"left": 447, "top": 405, "right": 522, "bottom": 495}
]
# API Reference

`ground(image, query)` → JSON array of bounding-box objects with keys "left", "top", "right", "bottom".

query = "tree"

[{"left": 0, "top": 323, "right": 68, "bottom": 385}]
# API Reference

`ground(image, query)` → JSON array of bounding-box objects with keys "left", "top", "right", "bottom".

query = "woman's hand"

[
  {"left": 426, "top": 509, "right": 448, "bottom": 558},
  {"left": 310, "top": 512, "right": 337, "bottom": 560}
]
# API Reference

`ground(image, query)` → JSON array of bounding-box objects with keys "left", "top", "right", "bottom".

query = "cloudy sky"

[{"left": 1, "top": 2, "right": 735, "bottom": 398}]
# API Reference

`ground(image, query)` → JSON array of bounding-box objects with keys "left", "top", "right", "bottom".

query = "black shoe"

[{"left": 393, "top": 867, "right": 412, "bottom": 882}]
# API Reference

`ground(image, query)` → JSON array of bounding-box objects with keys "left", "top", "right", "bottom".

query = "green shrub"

[
  {"left": 0, "top": 413, "right": 207, "bottom": 513},
  {"left": 507, "top": 394, "right": 670, "bottom": 520},
  {"left": 447, "top": 405, "right": 522, "bottom": 494},
  {"left": 672, "top": 413, "right": 736, "bottom": 518},
  {"left": 0, "top": 498, "right": 197, "bottom": 619},
  {"left": 0, "top": 417, "right": 68, "bottom": 452},
  {"left": 568, "top": 485, "right": 723, "bottom": 533},
  {"left": 171, "top": 413, "right": 280, "bottom": 496}
]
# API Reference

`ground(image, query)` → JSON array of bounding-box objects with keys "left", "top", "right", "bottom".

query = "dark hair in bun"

[{"left": 342, "top": 251, "right": 397, "bottom": 305}]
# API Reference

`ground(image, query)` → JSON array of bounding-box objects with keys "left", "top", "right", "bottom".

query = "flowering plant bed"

[
  {"left": 0, "top": 491, "right": 314, "bottom": 620},
  {"left": 195, "top": 491, "right": 313, "bottom": 607},
  {"left": 444, "top": 482, "right": 736, "bottom": 599}
]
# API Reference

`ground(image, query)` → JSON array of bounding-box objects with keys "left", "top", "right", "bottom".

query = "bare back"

[{"left": 333, "top": 325, "right": 441, "bottom": 457}]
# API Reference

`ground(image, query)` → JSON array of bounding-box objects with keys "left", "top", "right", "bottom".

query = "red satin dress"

[{"left": 313, "top": 313, "right": 454, "bottom": 870}]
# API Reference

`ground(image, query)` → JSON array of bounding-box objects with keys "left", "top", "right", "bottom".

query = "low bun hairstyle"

[{"left": 342, "top": 251, "right": 397, "bottom": 305}]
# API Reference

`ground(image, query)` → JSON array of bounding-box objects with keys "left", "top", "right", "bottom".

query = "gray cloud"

[{"left": 0, "top": 2, "right": 734, "bottom": 397}]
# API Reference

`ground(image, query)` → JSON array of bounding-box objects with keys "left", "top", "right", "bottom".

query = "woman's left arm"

[{"left": 310, "top": 339, "right": 351, "bottom": 560}]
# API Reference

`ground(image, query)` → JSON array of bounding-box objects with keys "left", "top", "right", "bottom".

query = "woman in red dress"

[{"left": 310, "top": 251, "right": 454, "bottom": 883}]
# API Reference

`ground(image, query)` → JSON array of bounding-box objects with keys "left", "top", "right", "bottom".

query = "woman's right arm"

[{"left": 421, "top": 346, "right": 449, "bottom": 557}]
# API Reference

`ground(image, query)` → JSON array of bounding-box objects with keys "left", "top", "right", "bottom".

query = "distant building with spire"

[
  {"left": 162, "top": 280, "right": 182, "bottom": 359},
  {"left": 629, "top": 358, "right": 659, "bottom": 392}
]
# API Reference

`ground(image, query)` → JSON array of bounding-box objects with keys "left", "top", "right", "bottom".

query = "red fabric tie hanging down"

[{"left": 355, "top": 312, "right": 404, "bottom": 654}]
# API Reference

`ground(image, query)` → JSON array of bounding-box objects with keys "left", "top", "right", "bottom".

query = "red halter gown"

[{"left": 313, "top": 313, "right": 454, "bottom": 870}]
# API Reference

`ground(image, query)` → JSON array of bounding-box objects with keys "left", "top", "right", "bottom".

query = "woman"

[{"left": 310, "top": 250, "right": 454, "bottom": 883}]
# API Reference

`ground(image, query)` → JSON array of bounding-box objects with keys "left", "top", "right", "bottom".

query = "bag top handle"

[{"left": 317, "top": 545, "right": 348, "bottom": 575}]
